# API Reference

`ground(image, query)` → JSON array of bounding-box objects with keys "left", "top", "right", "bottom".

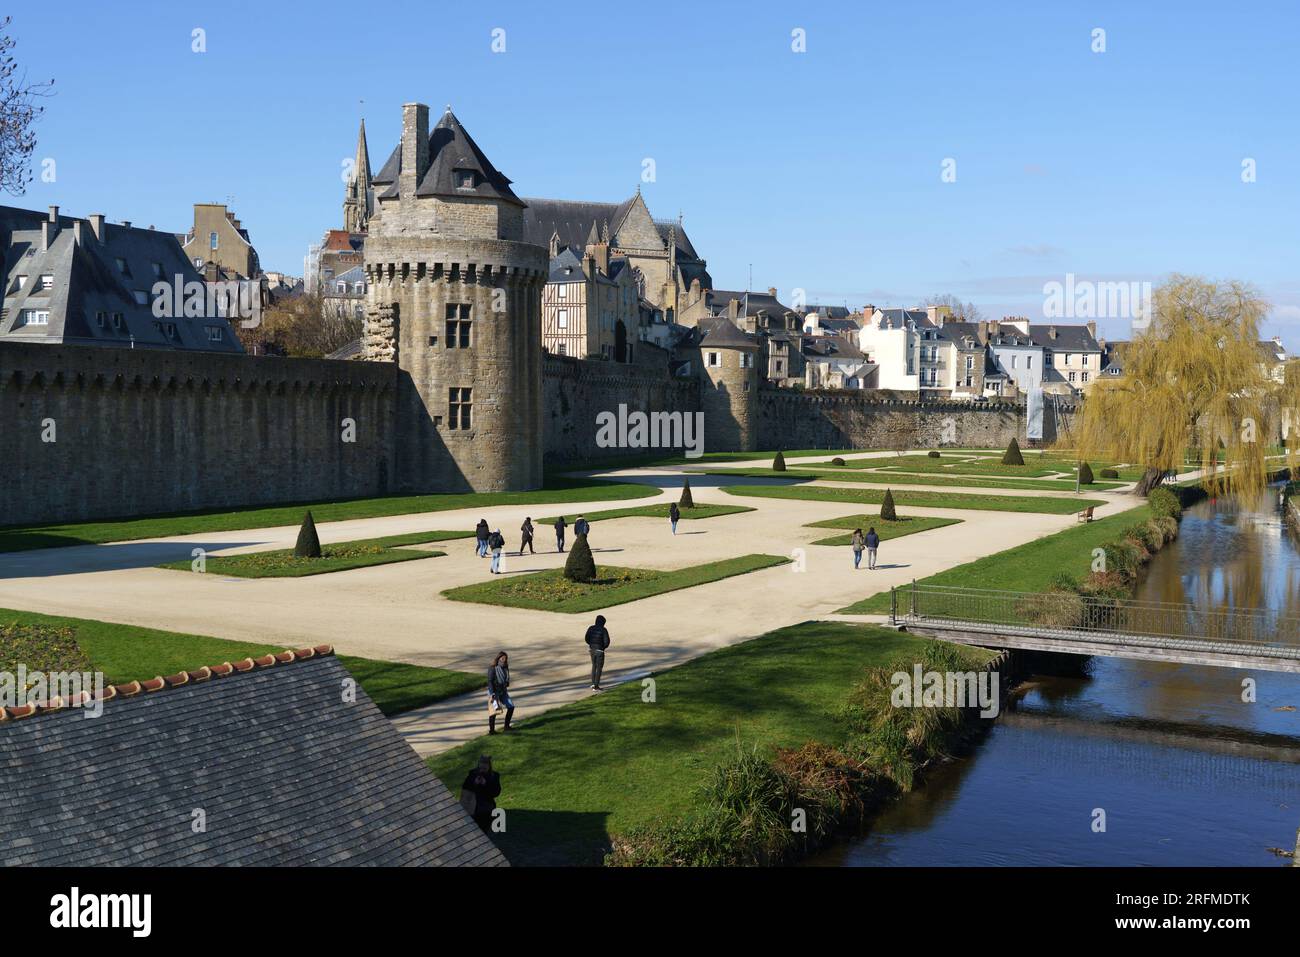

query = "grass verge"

[
  {"left": 155, "top": 531, "right": 464, "bottom": 578},
  {"left": 0, "top": 607, "right": 481, "bottom": 716},
  {"left": 536, "top": 503, "right": 753, "bottom": 524},
  {"left": 722, "top": 484, "right": 1105, "bottom": 515},
  {"left": 806, "top": 515, "right": 961, "bottom": 546},
  {"left": 442, "top": 554, "right": 788, "bottom": 613},
  {"left": 427, "top": 621, "right": 992, "bottom": 866},
  {"left": 836, "top": 503, "right": 1151, "bottom": 614},
  {"left": 704, "top": 466, "right": 1122, "bottom": 492},
  {"left": 0, "top": 476, "right": 656, "bottom": 554}
]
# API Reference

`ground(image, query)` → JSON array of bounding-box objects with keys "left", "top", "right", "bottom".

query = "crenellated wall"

[{"left": 0, "top": 343, "right": 397, "bottom": 526}]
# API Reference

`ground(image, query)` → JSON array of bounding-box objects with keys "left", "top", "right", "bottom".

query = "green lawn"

[
  {"left": 566, "top": 448, "right": 863, "bottom": 470},
  {"left": 875, "top": 454, "right": 1143, "bottom": 482},
  {"left": 155, "top": 530, "right": 465, "bottom": 578},
  {"left": 442, "top": 554, "right": 789, "bottom": 613},
  {"left": 704, "top": 466, "right": 1123, "bottom": 492},
  {"left": 427, "top": 621, "right": 992, "bottom": 866},
  {"left": 0, "top": 476, "right": 656, "bottom": 554},
  {"left": 0, "top": 607, "right": 481, "bottom": 716},
  {"left": 536, "top": 503, "right": 753, "bottom": 525},
  {"left": 805, "top": 515, "right": 961, "bottom": 546},
  {"left": 723, "top": 484, "right": 1106, "bottom": 515},
  {"left": 836, "top": 503, "right": 1151, "bottom": 614}
]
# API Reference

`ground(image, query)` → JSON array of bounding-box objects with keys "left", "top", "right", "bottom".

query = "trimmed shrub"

[
  {"left": 1148, "top": 485, "right": 1182, "bottom": 521},
  {"left": 294, "top": 511, "right": 322, "bottom": 558},
  {"left": 1002, "top": 438, "right": 1025, "bottom": 466},
  {"left": 1078, "top": 462, "right": 1095, "bottom": 485},
  {"left": 927, "top": 450, "right": 941, "bottom": 458},
  {"left": 880, "top": 488, "right": 898, "bottom": 521},
  {"left": 679, "top": 477, "right": 695, "bottom": 508},
  {"left": 773, "top": 450, "right": 787, "bottom": 472},
  {"left": 563, "top": 533, "right": 597, "bottom": 582},
  {"left": 1100, "top": 468, "right": 1119, "bottom": 479},
  {"left": 831, "top": 457, "right": 846, "bottom": 466}
]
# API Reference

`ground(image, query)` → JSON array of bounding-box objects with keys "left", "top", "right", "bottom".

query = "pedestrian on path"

[
  {"left": 669, "top": 502, "right": 680, "bottom": 535},
  {"left": 584, "top": 614, "right": 610, "bottom": 691},
  {"left": 487, "top": 652, "right": 514, "bottom": 734},
  {"left": 460, "top": 755, "right": 502, "bottom": 833},
  {"left": 488, "top": 528, "right": 505, "bottom": 574},
  {"left": 475, "top": 518, "right": 490, "bottom": 558},
  {"left": 866, "top": 526, "right": 881, "bottom": 570},
  {"left": 851, "top": 528, "right": 865, "bottom": 569},
  {"left": 554, "top": 515, "right": 567, "bottom": 553},
  {"left": 574, "top": 514, "right": 590, "bottom": 539},
  {"left": 519, "top": 517, "right": 535, "bottom": 555}
]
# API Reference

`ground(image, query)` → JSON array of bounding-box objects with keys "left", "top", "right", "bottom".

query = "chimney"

[
  {"left": 1049, "top": 326, "right": 1058, "bottom": 340},
  {"left": 399, "top": 102, "right": 430, "bottom": 199},
  {"left": 73, "top": 220, "right": 84, "bottom": 245},
  {"left": 121, "top": 221, "right": 132, "bottom": 228},
  {"left": 728, "top": 298, "right": 740, "bottom": 321},
  {"left": 978, "top": 319, "right": 989, "bottom": 342},
  {"left": 89, "top": 213, "right": 105, "bottom": 241},
  {"left": 1086, "top": 320, "right": 1097, "bottom": 339},
  {"left": 48, "top": 205, "right": 59, "bottom": 223},
  {"left": 767, "top": 286, "right": 777, "bottom": 298}
]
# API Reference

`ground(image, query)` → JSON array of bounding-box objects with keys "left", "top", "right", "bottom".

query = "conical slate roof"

[{"left": 372, "top": 108, "right": 522, "bottom": 207}]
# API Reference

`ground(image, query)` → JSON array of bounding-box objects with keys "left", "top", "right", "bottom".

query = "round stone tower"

[
  {"left": 363, "top": 103, "right": 547, "bottom": 492},
  {"left": 694, "top": 317, "right": 760, "bottom": 452}
]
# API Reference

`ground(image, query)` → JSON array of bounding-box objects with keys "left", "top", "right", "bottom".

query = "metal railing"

[{"left": 891, "top": 583, "right": 1300, "bottom": 656}]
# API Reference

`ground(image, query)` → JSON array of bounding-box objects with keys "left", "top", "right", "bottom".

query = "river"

[{"left": 819, "top": 489, "right": 1300, "bottom": 866}]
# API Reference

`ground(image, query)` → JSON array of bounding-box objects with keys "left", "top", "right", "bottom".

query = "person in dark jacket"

[
  {"left": 554, "top": 515, "right": 567, "bottom": 553},
  {"left": 865, "top": 526, "right": 881, "bottom": 570},
  {"left": 488, "top": 529, "right": 506, "bottom": 574},
  {"left": 519, "top": 517, "right": 535, "bottom": 555},
  {"left": 669, "top": 502, "right": 680, "bottom": 535},
  {"left": 460, "top": 755, "right": 502, "bottom": 833},
  {"left": 475, "top": 519, "right": 490, "bottom": 558},
  {"left": 584, "top": 615, "right": 610, "bottom": 691},
  {"left": 487, "top": 651, "right": 513, "bottom": 733},
  {"left": 574, "top": 514, "right": 590, "bottom": 538}
]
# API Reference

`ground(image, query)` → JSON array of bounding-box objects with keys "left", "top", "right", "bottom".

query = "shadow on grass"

[
  {"left": 0, "top": 540, "right": 268, "bottom": 580},
  {"left": 485, "top": 809, "right": 614, "bottom": 867}
]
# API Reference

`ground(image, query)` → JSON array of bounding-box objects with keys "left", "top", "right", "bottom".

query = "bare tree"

[
  {"left": 250, "top": 293, "right": 362, "bottom": 358},
  {"left": 0, "top": 17, "right": 54, "bottom": 195},
  {"left": 925, "top": 293, "right": 984, "bottom": 322}
]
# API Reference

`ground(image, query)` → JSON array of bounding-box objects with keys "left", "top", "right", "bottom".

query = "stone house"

[
  {"left": 181, "top": 203, "right": 260, "bottom": 279},
  {"left": 1031, "top": 321, "right": 1103, "bottom": 394}
]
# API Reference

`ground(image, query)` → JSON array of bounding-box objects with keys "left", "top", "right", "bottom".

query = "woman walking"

[
  {"left": 487, "top": 651, "right": 514, "bottom": 734},
  {"left": 866, "top": 526, "right": 881, "bottom": 570},
  {"left": 475, "top": 518, "right": 490, "bottom": 558},
  {"left": 851, "top": 528, "right": 865, "bottom": 570},
  {"left": 669, "top": 501, "right": 680, "bottom": 535},
  {"left": 488, "top": 528, "right": 505, "bottom": 574}
]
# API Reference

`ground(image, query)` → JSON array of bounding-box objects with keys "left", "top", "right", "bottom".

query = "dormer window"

[
  {"left": 39, "top": 274, "right": 54, "bottom": 290},
  {"left": 456, "top": 170, "right": 476, "bottom": 189},
  {"left": 152, "top": 262, "right": 163, "bottom": 278},
  {"left": 116, "top": 258, "right": 132, "bottom": 277}
]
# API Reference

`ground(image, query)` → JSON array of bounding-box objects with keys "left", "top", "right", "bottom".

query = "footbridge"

[{"left": 890, "top": 584, "right": 1300, "bottom": 673}]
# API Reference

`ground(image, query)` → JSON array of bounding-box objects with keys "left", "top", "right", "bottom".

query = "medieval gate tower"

[{"left": 363, "top": 103, "right": 547, "bottom": 492}]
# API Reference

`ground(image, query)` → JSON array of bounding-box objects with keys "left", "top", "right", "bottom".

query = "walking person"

[
  {"left": 488, "top": 528, "right": 506, "bottom": 574},
  {"left": 554, "top": 515, "right": 567, "bottom": 553},
  {"left": 584, "top": 615, "right": 610, "bottom": 691},
  {"left": 669, "top": 501, "right": 680, "bottom": 535},
  {"left": 487, "top": 651, "right": 514, "bottom": 734},
  {"left": 574, "top": 514, "right": 590, "bottom": 539},
  {"left": 459, "top": 755, "right": 502, "bottom": 833},
  {"left": 519, "top": 517, "right": 535, "bottom": 555},
  {"left": 866, "top": 526, "right": 881, "bottom": 570},
  {"left": 475, "top": 518, "right": 490, "bottom": 558},
  {"left": 851, "top": 528, "right": 865, "bottom": 570}
]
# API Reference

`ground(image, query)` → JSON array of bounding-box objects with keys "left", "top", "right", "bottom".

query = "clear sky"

[{"left": 9, "top": 0, "right": 1299, "bottom": 345}]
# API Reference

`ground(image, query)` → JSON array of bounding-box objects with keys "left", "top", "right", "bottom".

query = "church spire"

[{"left": 344, "top": 118, "right": 373, "bottom": 234}]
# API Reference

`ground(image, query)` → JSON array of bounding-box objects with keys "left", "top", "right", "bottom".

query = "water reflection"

[{"left": 822, "top": 489, "right": 1300, "bottom": 866}]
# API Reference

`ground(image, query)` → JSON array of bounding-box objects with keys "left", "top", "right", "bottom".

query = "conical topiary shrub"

[
  {"left": 564, "top": 533, "right": 597, "bottom": 582},
  {"left": 1002, "top": 438, "right": 1025, "bottom": 466},
  {"left": 679, "top": 477, "right": 695, "bottom": 508},
  {"left": 1078, "top": 461, "right": 1095, "bottom": 485},
  {"left": 773, "top": 450, "right": 787, "bottom": 472},
  {"left": 294, "top": 511, "right": 322, "bottom": 558},
  {"left": 880, "top": 488, "right": 898, "bottom": 521}
]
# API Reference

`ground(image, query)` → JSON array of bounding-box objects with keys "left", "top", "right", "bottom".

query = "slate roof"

[
  {"left": 873, "top": 308, "right": 931, "bottom": 330},
  {"left": 0, "top": 647, "right": 507, "bottom": 867},
  {"left": 1101, "top": 339, "right": 1128, "bottom": 375},
  {"left": 695, "top": 315, "right": 759, "bottom": 350},
  {"left": 706, "top": 289, "right": 795, "bottom": 319},
  {"left": 373, "top": 109, "right": 523, "bottom": 207},
  {"left": 0, "top": 206, "right": 242, "bottom": 352},
  {"left": 519, "top": 196, "right": 705, "bottom": 267},
  {"left": 1028, "top": 323, "right": 1101, "bottom": 352},
  {"left": 805, "top": 305, "right": 852, "bottom": 320}
]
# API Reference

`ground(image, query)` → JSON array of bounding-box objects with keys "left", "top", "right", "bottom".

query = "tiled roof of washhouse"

[{"left": 0, "top": 646, "right": 507, "bottom": 867}]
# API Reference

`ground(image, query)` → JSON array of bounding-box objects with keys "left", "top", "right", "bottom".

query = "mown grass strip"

[
  {"left": 703, "top": 467, "right": 1122, "bottom": 492},
  {"left": 806, "top": 515, "right": 960, "bottom": 546},
  {"left": 536, "top": 503, "right": 753, "bottom": 525},
  {"left": 722, "top": 484, "right": 1105, "bottom": 514}
]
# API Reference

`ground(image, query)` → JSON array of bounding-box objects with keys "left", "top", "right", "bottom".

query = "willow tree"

[{"left": 1072, "top": 275, "right": 1273, "bottom": 497}]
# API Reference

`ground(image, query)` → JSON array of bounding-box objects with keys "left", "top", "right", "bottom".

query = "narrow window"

[
  {"left": 448, "top": 387, "right": 473, "bottom": 429},
  {"left": 445, "top": 303, "right": 471, "bottom": 347},
  {"left": 557, "top": 308, "right": 568, "bottom": 329},
  {"left": 209, "top": 231, "right": 219, "bottom": 251}
]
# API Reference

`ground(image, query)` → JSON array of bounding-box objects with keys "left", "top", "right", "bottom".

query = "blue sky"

[{"left": 10, "top": 0, "right": 1300, "bottom": 345}]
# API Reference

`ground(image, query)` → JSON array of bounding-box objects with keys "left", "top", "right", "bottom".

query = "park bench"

[{"left": 1077, "top": 506, "right": 1095, "bottom": 523}]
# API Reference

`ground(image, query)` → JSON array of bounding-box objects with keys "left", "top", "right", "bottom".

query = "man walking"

[
  {"left": 488, "top": 528, "right": 506, "bottom": 574},
  {"left": 520, "top": 517, "right": 535, "bottom": 555},
  {"left": 669, "top": 501, "right": 680, "bottom": 535},
  {"left": 865, "top": 526, "right": 881, "bottom": 570},
  {"left": 475, "top": 518, "right": 490, "bottom": 558},
  {"left": 584, "top": 614, "right": 610, "bottom": 691},
  {"left": 574, "top": 514, "right": 590, "bottom": 539},
  {"left": 554, "top": 515, "right": 567, "bottom": 553}
]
